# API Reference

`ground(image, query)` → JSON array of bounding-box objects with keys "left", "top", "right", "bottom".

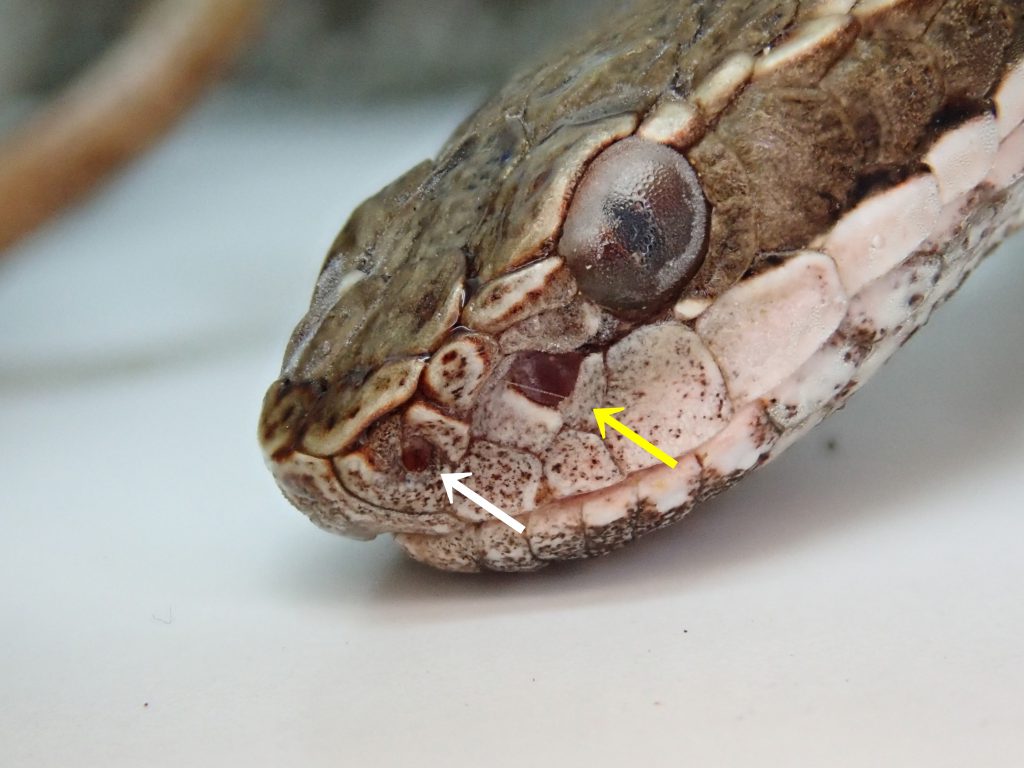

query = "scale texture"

[{"left": 259, "top": 0, "right": 1024, "bottom": 572}]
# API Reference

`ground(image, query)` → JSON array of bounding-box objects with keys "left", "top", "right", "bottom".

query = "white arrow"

[{"left": 440, "top": 472, "right": 526, "bottom": 534}]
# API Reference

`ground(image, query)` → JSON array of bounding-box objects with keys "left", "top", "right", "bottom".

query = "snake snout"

[{"left": 259, "top": 372, "right": 461, "bottom": 540}]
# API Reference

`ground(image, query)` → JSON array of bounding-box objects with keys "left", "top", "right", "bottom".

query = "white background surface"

[{"left": 1, "top": 90, "right": 1023, "bottom": 767}]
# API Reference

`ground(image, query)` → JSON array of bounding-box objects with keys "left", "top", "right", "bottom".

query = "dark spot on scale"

[
  {"left": 909, "top": 293, "right": 924, "bottom": 307},
  {"left": 414, "top": 293, "right": 437, "bottom": 322},
  {"left": 853, "top": 112, "right": 882, "bottom": 158},
  {"left": 929, "top": 98, "right": 989, "bottom": 132},
  {"left": 486, "top": 285, "right": 510, "bottom": 305},
  {"left": 401, "top": 436, "right": 434, "bottom": 473},
  {"left": 530, "top": 168, "right": 554, "bottom": 196},
  {"left": 507, "top": 351, "right": 585, "bottom": 408},
  {"left": 441, "top": 350, "right": 458, "bottom": 364},
  {"left": 756, "top": 253, "right": 786, "bottom": 269},
  {"left": 816, "top": 190, "right": 843, "bottom": 219},
  {"left": 345, "top": 366, "right": 371, "bottom": 388},
  {"left": 850, "top": 166, "right": 918, "bottom": 206},
  {"left": 427, "top": 135, "right": 478, "bottom": 190}
]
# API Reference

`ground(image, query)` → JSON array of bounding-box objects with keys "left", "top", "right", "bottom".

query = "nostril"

[{"left": 401, "top": 435, "right": 434, "bottom": 473}]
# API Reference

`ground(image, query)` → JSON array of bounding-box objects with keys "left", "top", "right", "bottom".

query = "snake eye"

[{"left": 558, "top": 136, "right": 709, "bottom": 317}]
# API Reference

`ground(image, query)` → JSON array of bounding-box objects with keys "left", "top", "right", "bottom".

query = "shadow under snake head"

[{"left": 259, "top": 0, "right": 1024, "bottom": 572}]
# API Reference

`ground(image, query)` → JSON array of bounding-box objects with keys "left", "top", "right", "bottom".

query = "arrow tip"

[
  {"left": 440, "top": 472, "right": 472, "bottom": 503},
  {"left": 592, "top": 407, "right": 625, "bottom": 439}
]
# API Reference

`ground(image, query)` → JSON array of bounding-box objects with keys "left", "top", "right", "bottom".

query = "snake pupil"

[{"left": 607, "top": 198, "right": 663, "bottom": 266}]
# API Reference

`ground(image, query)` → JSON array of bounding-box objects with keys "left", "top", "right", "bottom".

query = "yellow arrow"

[{"left": 593, "top": 407, "right": 678, "bottom": 469}]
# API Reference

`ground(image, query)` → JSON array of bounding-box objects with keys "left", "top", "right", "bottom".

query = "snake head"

[
  {"left": 256, "top": 67, "right": 728, "bottom": 547},
  {"left": 259, "top": 2, "right": 1024, "bottom": 569}
]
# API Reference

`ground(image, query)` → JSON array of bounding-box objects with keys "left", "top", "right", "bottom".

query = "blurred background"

[
  {"left": 0, "top": 0, "right": 606, "bottom": 118},
  {"left": 0, "top": 0, "right": 611, "bottom": 252}
]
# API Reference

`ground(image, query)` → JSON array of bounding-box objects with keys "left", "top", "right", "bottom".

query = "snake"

[{"left": 258, "top": 0, "right": 1024, "bottom": 573}]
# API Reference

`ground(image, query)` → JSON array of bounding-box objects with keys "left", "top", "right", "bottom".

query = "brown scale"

[
  {"left": 820, "top": 37, "right": 944, "bottom": 168},
  {"left": 684, "top": 0, "right": 1017, "bottom": 289}
]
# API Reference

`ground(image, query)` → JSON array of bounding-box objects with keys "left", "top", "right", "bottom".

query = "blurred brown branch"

[{"left": 0, "top": 0, "right": 264, "bottom": 253}]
